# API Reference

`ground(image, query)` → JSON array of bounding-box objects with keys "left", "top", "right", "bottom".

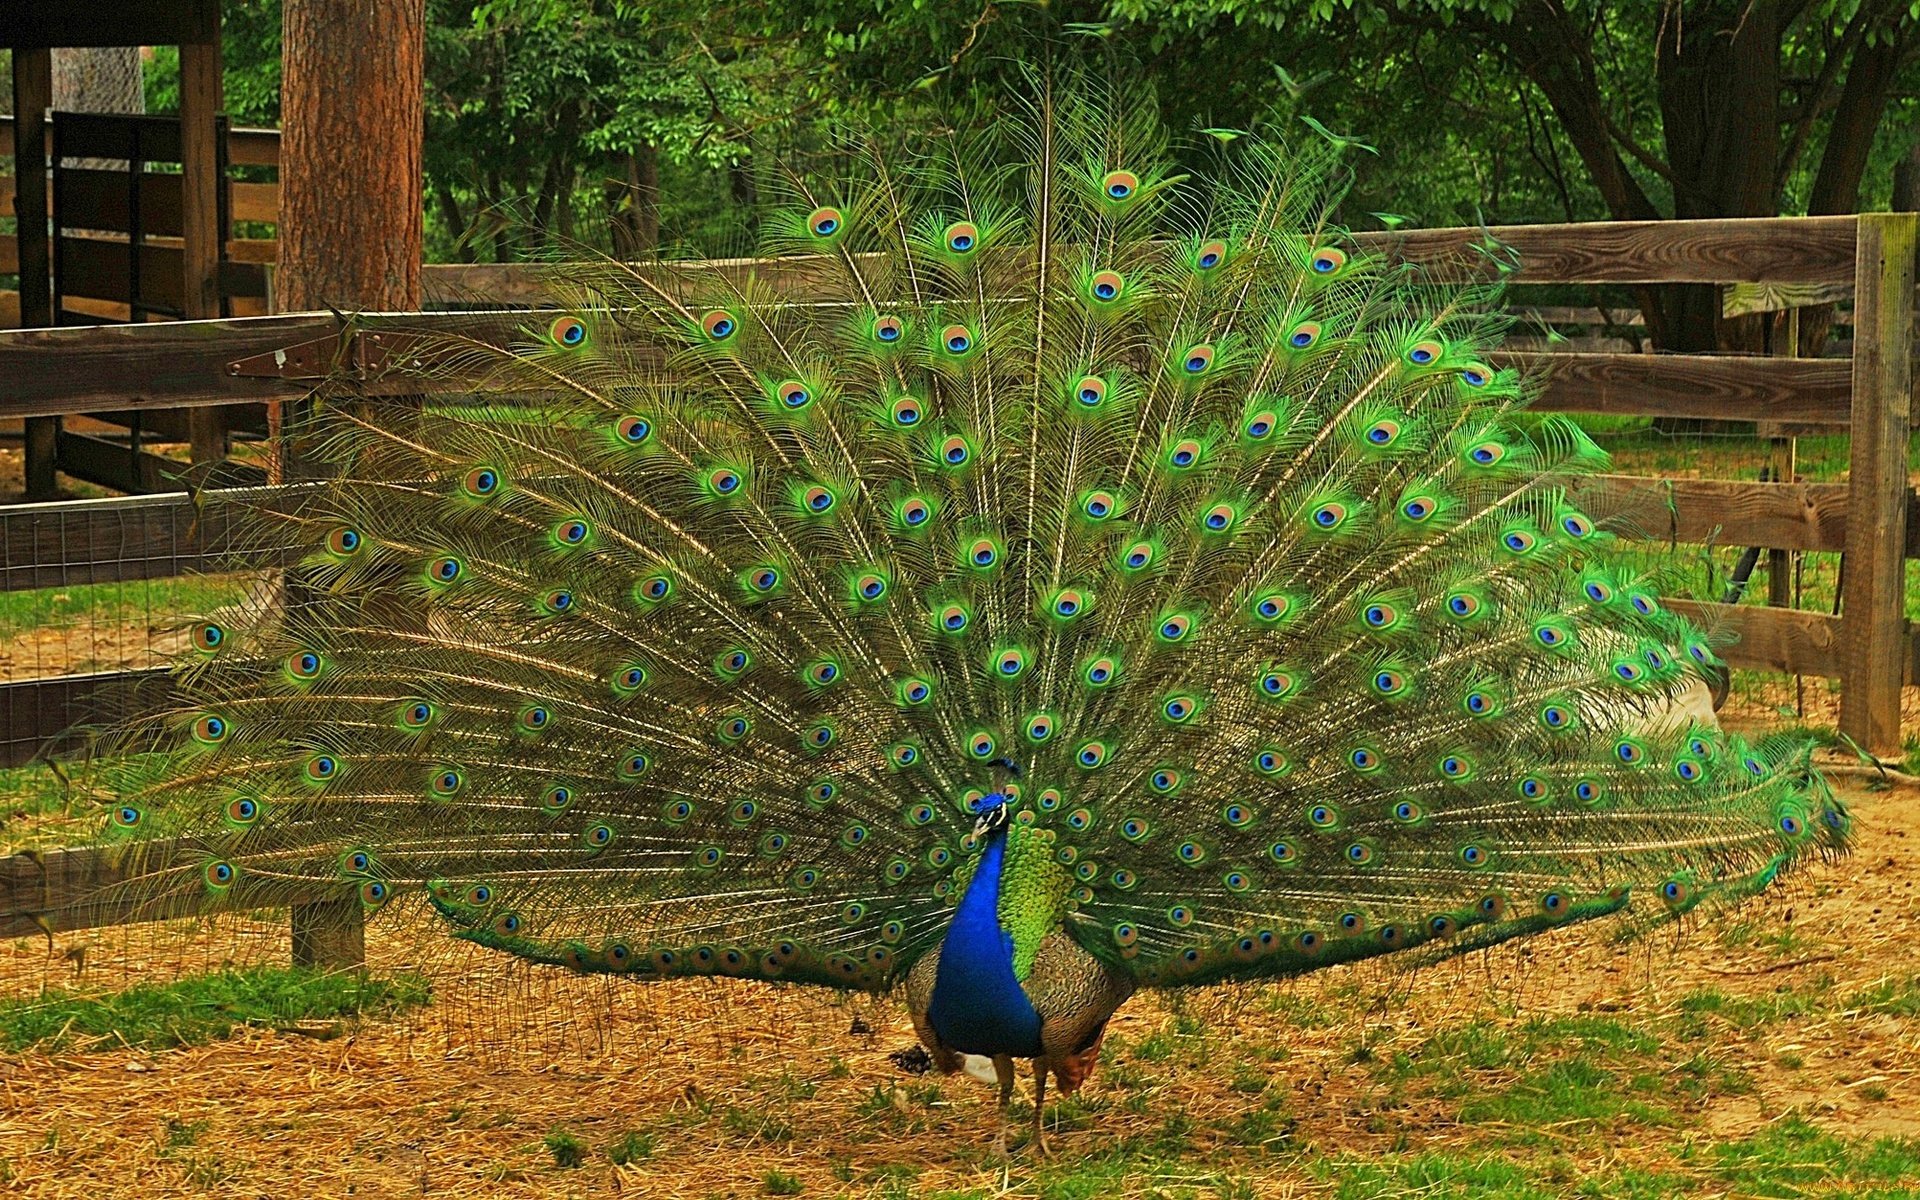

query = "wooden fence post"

[
  {"left": 291, "top": 897, "right": 367, "bottom": 973},
  {"left": 1839, "top": 211, "right": 1917, "bottom": 758}
]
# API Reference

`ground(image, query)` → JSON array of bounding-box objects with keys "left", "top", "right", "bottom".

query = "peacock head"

[{"left": 972, "top": 792, "right": 1012, "bottom": 840}]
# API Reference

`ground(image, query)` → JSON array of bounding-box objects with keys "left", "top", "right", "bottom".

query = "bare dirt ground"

[{"left": 0, "top": 776, "right": 1913, "bottom": 1199}]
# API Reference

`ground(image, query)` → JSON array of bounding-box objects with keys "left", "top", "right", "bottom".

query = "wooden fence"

[{"left": 0, "top": 212, "right": 1913, "bottom": 967}]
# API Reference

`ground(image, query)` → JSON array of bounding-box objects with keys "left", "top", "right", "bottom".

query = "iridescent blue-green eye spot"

[
  {"left": 1346, "top": 842, "right": 1374, "bottom": 865},
  {"left": 1575, "top": 780, "right": 1601, "bottom": 803},
  {"left": 1541, "top": 704, "right": 1573, "bottom": 730},
  {"left": 1162, "top": 695, "right": 1196, "bottom": 722},
  {"left": 638, "top": 575, "right": 673, "bottom": 603},
  {"left": 1197, "top": 239, "right": 1226, "bottom": 269},
  {"left": 1393, "top": 801, "right": 1420, "bottom": 823},
  {"left": 941, "top": 326, "right": 974, "bottom": 354},
  {"left": 1121, "top": 818, "right": 1149, "bottom": 842},
  {"left": 1615, "top": 740, "right": 1645, "bottom": 765},
  {"left": 1439, "top": 754, "right": 1471, "bottom": 778},
  {"left": 1520, "top": 776, "right": 1549, "bottom": 802},
  {"left": 1181, "top": 346, "right": 1214, "bottom": 376},
  {"left": 1175, "top": 841, "right": 1205, "bottom": 865},
  {"left": 1630, "top": 592, "right": 1658, "bottom": 615},
  {"left": 462, "top": 466, "right": 500, "bottom": 497},
  {"left": 1158, "top": 615, "right": 1192, "bottom": 642},
  {"left": 1270, "top": 841, "right": 1297, "bottom": 864},
  {"left": 1288, "top": 322, "right": 1322, "bottom": 349},
  {"left": 1536, "top": 624, "right": 1568, "bottom": 648},
  {"left": 192, "top": 714, "right": 230, "bottom": 744},
  {"left": 812, "top": 777, "right": 838, "bottom": 802},
  {"left": 968, "top": 731, "right": 997, "bottom": 759},
  {"left": 1253, "top": 748, "right": 1287, "bottom": 775},
  {"left": 1066, "top": 808, "right": 1093, "bottom": 831},
  {"left": 1468, "top": 443, "right": 1504, "bottom": 466},
  {"left": 1461, "top": 364, "right": 1491, "bottom": 388},
  {"left": 614, "top": 665, "right": 648, "bottom": 694},
  {"left": 617, "top": 415, "right": 652, "bottom": 444},
  {"left": 1222, "top": 803, "right": 1252, "bottom": 827},
  {"left": 1402, "top": 498, "right": 1432, "bottom": 520},
  {"left": 1339, "top": 913, "right": 1364, "bottom": 932},
  {"left": 1407, "top": 339, "right": 1442, "bottom": 365},
  {"left": 908, "top": 803, "right": 936, "bottom": 826},
  {"left": 428, "top": 556, "right": 463, "bottom": 584},
  {"left": 557, "top": 518, "right": 589, "bottom": 545},
  {"left": 193, "top": 622, "right": 225, "bottom": 652},
  {"left": 1675, "top": 759, "right": 1703, "bottom": 782},
  {"left": 1465, "top": 691, "right": 1491, "bottom": 715},
  {"left": 1745, "top": 756, "right": 1769, "bottom": 778},
  {"left": 1152, "top": 769, "right": 1182, "bottom": 793},
  {"left": 1372, "top": 670, "right": 1407, "bottom": 696},
  {"left": 1168, "top": 438, "right": 1202, "bottom": 467},
  {"left": 1779, "top": 812, "right": 1803, "bottom": 836},
  {"left": 305, "top": 754, "right": 338, "bottom": 781},
  {"left": 1308, "top": 804, "right": 1338, "bottom": 828},
  {"left": 543, "top": 785, "right": 574, "bottom": 812},
  {"left": 1112, "top": 923, "right": 1139, "bottom": 948},
  {"left": 663, "top": 799, "right": 693, "bottom": 823},
  {"left": 1348, "top": 747, "right": 1380, "bottom": 772},
  {"left": 583, "top": 824, "right": 614, "bottom": 849},
  {"left": 540, "top": 589, "right": 574, "bottom": 615},
  {"left": 1502, "top": 529, "right": 1536, "bottom": 553},
  {"left": 1025, "top": 714, "right": 1054, "bottom": 742}
]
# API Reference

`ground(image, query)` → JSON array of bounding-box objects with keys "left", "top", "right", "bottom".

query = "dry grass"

[{"left": 0, "top": 779, "right": 1914, "bottom": 1198}]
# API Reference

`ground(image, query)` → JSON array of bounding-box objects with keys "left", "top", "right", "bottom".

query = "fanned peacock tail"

[{"left": 83, "top": 73, "right": 1847, "bottom": 994}]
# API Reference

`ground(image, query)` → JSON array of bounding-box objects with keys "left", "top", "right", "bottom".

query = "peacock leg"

[
  {"left": 991, "top": 1053, "right": 1017, "bottom": 1159},
  {"left": 1030, "top": 1059, "right": 1050, "bottom": 1156}
]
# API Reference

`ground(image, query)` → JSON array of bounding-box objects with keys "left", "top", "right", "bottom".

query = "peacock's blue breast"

[{"left": 924, "top": 833, "right": 1045, "bottom": 1057}]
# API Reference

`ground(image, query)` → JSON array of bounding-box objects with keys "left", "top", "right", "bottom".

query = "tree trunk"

[
  {"left": 608, "top": 144, "right": 660, "bottom": 259},
  {"left": 278, "top": 0, "right": 424, "bottom": 313},
  {"left": 1653, "top": 0, "right": 1781, "bottom": 352}
]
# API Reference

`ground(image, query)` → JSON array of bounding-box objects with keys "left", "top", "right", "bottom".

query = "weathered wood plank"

[
  {"left": 0, "top": 841, "right": 334, "bottom": 940},
  {"left": 1666, "top": 600, "right": 1844, "bottom": 678},
  {"left": 0, "top": 667, "right": 174, "bottom": 770},
  {"left": 1838, "top": 213, "right": 1918, "bottom": 756},
  {"left": 1353, "top": 216, "right": 1860, "bottom": 285},
  {"left": 0, "top": 308, "right": 1854, "bottom": 427},
  {"left": 1568, "top": 474, "right": 1853, "bottom": 553},
  {"left": 0, "top": 486, "right": 310, "bottom": 591},
  {"left": 1505, "top": 351, "right": 1852, "bottom": 424},
  {"left": 53, "top": 427, "right": 182, "bottom": 494}
]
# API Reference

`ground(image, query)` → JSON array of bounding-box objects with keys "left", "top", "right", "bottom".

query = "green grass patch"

[
  {"left": 0, "top": 964, "right": 430, "bottom": 1052},
  {"left": 0, "top": 573, "right": 255, "bottom": 640},
  {"left": 1698, "top": 1115, "right": 1920, "bottom": 1197}
]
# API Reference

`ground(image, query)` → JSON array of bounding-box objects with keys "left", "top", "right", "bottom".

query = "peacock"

[{"left": 70, "top": 74, "right": 1846, "bottom": 1157}]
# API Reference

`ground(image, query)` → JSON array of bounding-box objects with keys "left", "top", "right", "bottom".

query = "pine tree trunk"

[{"left": 277, "top": 0, "right": 424, "bottom": 313}]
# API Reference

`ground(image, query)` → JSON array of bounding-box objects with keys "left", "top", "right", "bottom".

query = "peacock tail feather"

[{"left": 83, "top": 74, "right": 1846, "bottom": 994}]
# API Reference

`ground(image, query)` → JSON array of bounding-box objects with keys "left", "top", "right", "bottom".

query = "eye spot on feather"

[
  {"left": 944, "top": 221, "right": 979, "bottom": 253},
  {"left": 700, "top": 310, "right": 738, "bottom": 341},
  {"left": 940, "top": 325, "right": 975, "bottom": 355},
  {"left": 1090, "top": 270, "right": 1125, "bottom": 302},
  {"left": 1406, "top": 339, "right": 1443, "bottom": 366},
  {"left": 1287, "top": 322, "right": 1322, "bottom": 349},
  {"left": 1180, "top": 345, "right": 1214, "bottom": 376},
  {"left": 1460, "top": 364, "right": 1491, "bottom": 388},
  {"left": 1196, "top": 239, "right": 1226, "bottom": 270},
  {"left": 1311, "top": 247, "right": 1347, "bottom": 274},
  {"left": 777, "top": 380, "right": 812, "bottom": 410},
  {"left": 873, "top": 314, "right": 904, "bottom": 343},
  {"left": 549, "top": 315, "right": 587, "bottom": 347},
  {"left": 941, "top": 435, "right": 973, "bottom": 467},
  {"left": 807, "top": 206, "right": 842, "bottom": 238},
  {"left": 1102, "top": 170, "right": 1139, "bottom": 200},
  {"left": 889, "top": 396, "right": 923, "bottom": 427}
]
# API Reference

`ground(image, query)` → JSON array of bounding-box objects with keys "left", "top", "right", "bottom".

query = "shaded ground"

[{"left": 0, "top": 776, "right": 1914, "bottom": 1198}]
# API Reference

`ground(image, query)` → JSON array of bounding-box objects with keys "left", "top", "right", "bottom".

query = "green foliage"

[
  {"left": 0, "top": 966, "right": 430, "bottom": 1052},
  {"left": 606, "top": 1130, "right": 656, "bottom": 1164},
  {"left": 542, "top": 1126, "right": 585, "bottom": 1168}
]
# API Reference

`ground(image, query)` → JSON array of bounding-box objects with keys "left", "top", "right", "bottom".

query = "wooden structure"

[
  {"left": 5, "top": 3, "right": 234, "bottom": 499},
  {"left": 0, "top": 213, "right": 1914, "bottom": 966}
]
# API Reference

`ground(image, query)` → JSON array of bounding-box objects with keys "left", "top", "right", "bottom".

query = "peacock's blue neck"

[{"left": 925, "top": 823, "right": 1044, "bottom": 1057}]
